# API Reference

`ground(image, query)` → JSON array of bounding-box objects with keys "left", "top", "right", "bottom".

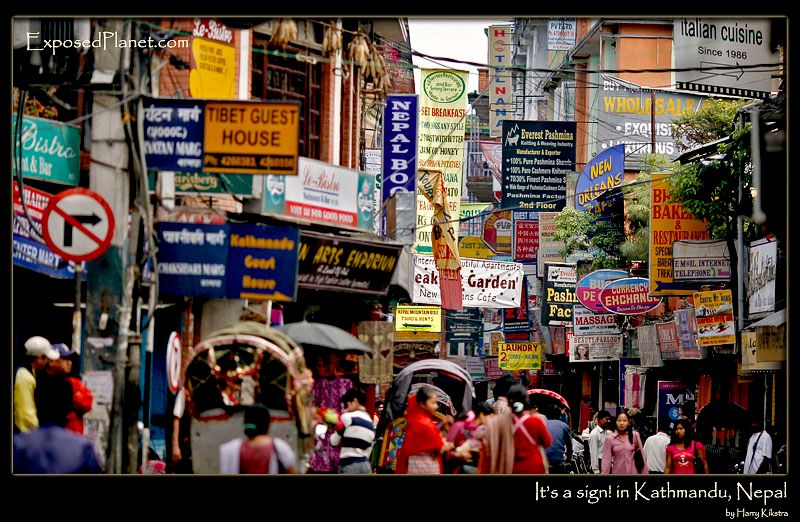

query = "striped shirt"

[{"left": 330, "top": 409, "right": 376, "bottom": 465}]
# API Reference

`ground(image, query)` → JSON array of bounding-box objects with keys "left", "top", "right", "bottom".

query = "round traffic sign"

[
  {"left": 42, "top": 188, "right": 115, "bottom": 263},
  {"left": 167, "top": 332, "right": 182, "bottom": 394}
]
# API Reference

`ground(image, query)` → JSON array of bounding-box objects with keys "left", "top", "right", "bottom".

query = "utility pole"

[{"left": 650, "top": 90, "right": 657, "bottom": 154}]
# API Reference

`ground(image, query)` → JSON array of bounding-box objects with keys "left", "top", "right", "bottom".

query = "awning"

[{"left": 745, "top": 309, "right": 785, "bottom": 330}]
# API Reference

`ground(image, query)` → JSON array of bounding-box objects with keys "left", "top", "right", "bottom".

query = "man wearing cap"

[
  {"left": 46, "top": 343, "right": 94, "bottom": 435},
  {"left": 14, "top": 336, "right": 60, "bottom": 433}
]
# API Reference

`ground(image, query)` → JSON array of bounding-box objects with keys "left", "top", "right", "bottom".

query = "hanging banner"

[
  {"left": 483, "top": 209, "right": 513, "bottom": 255},
  {"left": 656, "top": 321, "right": 681, "bottom": 361},
  {"left": 541, "top": 262, "right": 578, "bottom": 326},
  {"left": 600, "top": 277, "right": 663, "bottom": 315},
  {"left": 672, "top": 239, "right": 731, "bottom": 281},
  {"left": 501, "top": 120, "right": 576, "bottom": 211},
  {"left": 576, "top": 269, "right": 628, "bottom": 312},
  {"left": 12, "top": 115, "right": 80, "bottom": 186},
  {"left": 650, "top": 173, "right": 711, "bottom": 294},
  {"left": 497, "top": 342, "right": 542, "bottom": 370},
  {"left": 413, "top": 255, "right": 524, "bottom": 309},
  {"left": 226, "top": 223, "right": 300, "bottom": 301},
  {"left": 417, "top": 168, "right": 462, "bottom": 309},
  {"left": 446, "top": 308, "right": 483, "bottom": 342},
  {"left": 572, "top": 304, "right": 620, "bottom": 336},
  {"left": 395, "top": 306, "right": 442, "bottom": 333},
  {"left": 747, "top": 238, "right": 777, "bottom": 315},
  {"left": 569, "top": 334, "right": 622, "bottom": 362},
  {"left": 156, "top": 222, "right": 229, "bottom": 298},
  {"left": 693, "top": 289, "right": 735, "bottom": 346},
  {"left": 512, "top": 210, "right": 539, "bottom": 264},
  {"left": 488, "top": 25, "right": 513, "bottom": 138},
  {"left": 675, "top": 308, "right": 702, "bottom": 359},
  {"left": 297, "top": 231, "right": 401, "bottom": 295},
  {"left": 537, "top": 211, "right": 565, "bottom": 274},
  {"left": 637, "top": 324, "right": 664, "bottom": 367},
  {"left": 657, "top": 381, "right": 693, "bottom": 422},
  {"left": 382, "top": 94, "right": 418, "bottom": 200},
  {"left": 262, "top": 157, "right": 375, "bottom": 232},
  {"left": 575, "top": 144, "right": 625, "bottom": 212},
  {"left": 415, "top": 69, "right": 469, "bottom": 254}
]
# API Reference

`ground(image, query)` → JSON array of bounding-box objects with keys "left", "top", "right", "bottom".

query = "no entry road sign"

[{"left": 42, "top": 187, "right": 115, "bottom": 263}]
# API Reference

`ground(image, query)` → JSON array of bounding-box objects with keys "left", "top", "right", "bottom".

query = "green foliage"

[{"left": 671, "top": 98, "right": 754, "bottom": 152}]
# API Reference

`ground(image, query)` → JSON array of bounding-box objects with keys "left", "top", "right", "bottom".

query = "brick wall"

[
  {"left": 478, "top": 68, "right": 489, "bottom": 93},
  {"left": 319, "top": 61, "right": 337, "bottom": 164}
]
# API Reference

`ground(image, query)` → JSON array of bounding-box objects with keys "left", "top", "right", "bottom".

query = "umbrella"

[
  {"left": 527, "top": 388, "right": 569, "bottom": 409},
  {"left": 275, "top": 320, "right": 372, "bottom": 354},
  {"left": 384, "top": 359, "right": 475, "bottom": 423}
]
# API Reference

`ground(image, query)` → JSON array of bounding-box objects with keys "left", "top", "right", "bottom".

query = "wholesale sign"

[
  {"left": 13, "top": 115, "right": 80, "bottom": 186},
  {"left": 263, "top": 157, "right": 375, "bottom": 232},
  {"left": 413, "top": 255, "right": 524, "bottom": 309},
  {"left": 569, "top": 334, "right": 622, "bottom": 362},
  {"left": 599, "top": 277, "right": 662, "bottom": 315},
  {"left": 415, "top": 69, "right": 469, "bottom": 254},
  {"left": 650, "top": 173, "right": 710, "bottom": 295},
  {"left": 488, "top": 25, "right": 513, "bottom": 138},
  {"left": 693, "top": 290, "right": 735, "bottom": 346},
  {"left": 395, "top": 306, "right": 442, "bottom": 333},
  {"left": 297, "top": 231, "right": 401, "bottom": 295},
  {"left": 227, "top": 223, "right": 300, "bottom": 301},
  {"left": 497, "top": 342, "right": 542, "bottom": 370},
  {"left": 382, "top": 95, "right": 419, "bottom": 200},
  {"left": 576, "top": 269, "right": 628, "bottom": 312},
  {"left": 748, "top": 238, "right": 777, "bottom": 315},
  {"left": 501, "top": 120, "right": 576, "bottom": 211},
  {"left": 541, "top": 263, "right": 578, "bottom": 326},
  {"left": 203, "top": 101, "right": 300, "bottom": 175},
  {"left": 156, "top": 222, "right": 229, "bottom": 298}
]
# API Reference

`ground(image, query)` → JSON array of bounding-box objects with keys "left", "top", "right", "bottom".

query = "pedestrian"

[
  {"left": 170, "top": 385, "right": 193, "bottom": 473},
  {"left": 372, "top": 400, "right": 385, "bottom": 427},
  {"left": 451, "top": 401, "right": 494, "bottom": 474},
  {"left": 665, "top": 418, "right": 708, "bottom": 474},
  {"left": 443, "top": 408, "right": 478, "bottom": 473},
  {"left": 218, "top": 403, "right": 297, "bottom": 474},
  {"left": 588, "top": 410, "right": 612, "bottom": 474},
  {"left": 395, "top": 386, "right": 453, "bottom": 474},
  {"left": 643, "top": 417, "right": 672, "bottom": 474},
  {"left": 479, "top": 384, "right": 552, "bottom": 474},
  {"left": 14, "top": 374, "right": 102, "bottom": 474},
  {"left": 47, "top": 343, "right": 94, "bottom": 435},
  {"left": 14, "top": 336, "right": 60, "bottom": 433},
  {"left": 627, "top": 407, "right": 649, "bottom": 445},
  {"left": 601, "top": 411, "right": 648, "bottom": 475},
  {"left": 543, "top": 404, "right": 573, "bottom": 474},
  {"left": 743, "top": 419, "right": 773, "bottom": 474},
  {"left": 330, "top": 388, "right": 376, "bottom": 474}
]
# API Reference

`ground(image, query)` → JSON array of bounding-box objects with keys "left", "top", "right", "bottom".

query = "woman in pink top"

[
  {"left": 601, "top": 411, "right": 648, "bottom": 474},
  {"left": 665, "top": 418, "right": 708, "bottom": 474}
]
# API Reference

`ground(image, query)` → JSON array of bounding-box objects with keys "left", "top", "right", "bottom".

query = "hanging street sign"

[
  {"left": 395, "top": 305, "right": 442, "bottom": 333},
  {"left": 42, "top": 187, "right": 115, "bottom": 263},
  {"left": 167, "top": 331, "right": 182, "bottom": 394}
]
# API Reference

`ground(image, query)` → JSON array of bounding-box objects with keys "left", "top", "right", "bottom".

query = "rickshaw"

[
  {"left": 183, "top": 321, "right": 315, "bottom": 473},
  {"left": 375, "top": 359, "right": 475, "bottom": 473}
]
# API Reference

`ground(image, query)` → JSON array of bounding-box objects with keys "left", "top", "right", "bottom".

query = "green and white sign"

[{"left": 12, "top": 115, "right": 80, "bottom": 186}]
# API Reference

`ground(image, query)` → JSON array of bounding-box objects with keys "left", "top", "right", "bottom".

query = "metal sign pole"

[{"left": 73, "top": 264, "right": 82, "bottom": 354}]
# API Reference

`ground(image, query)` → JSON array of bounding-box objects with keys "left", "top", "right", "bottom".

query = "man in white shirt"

[
  {"left": 744, "top": 421, "right": 773, "bottom": 474},
  {"left": 643, "top": 418, "right": 671, "bottom": 474},
  {"left": 588, "top": 410, "right": 612, "bottom": 474}
]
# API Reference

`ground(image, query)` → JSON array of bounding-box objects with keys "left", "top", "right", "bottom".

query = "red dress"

[
  {"left": 395, "top": 395, "right": 444, "bottom": 474},
  {"left": 511, "top": 413, "right": 552, "bottom": 474},
  {"left": 667, "top": 441, "right": 705, "bottom": 474},
  {"left": 65, "top": 376, "right": 94, "bottom": 435}
]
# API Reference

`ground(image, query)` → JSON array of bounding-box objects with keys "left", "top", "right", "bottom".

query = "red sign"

[
  {"left": 599, "top": 277, "right": 662, "bottom": 315},
  {"left": 42, "top": 188, "right": 115, "bottom": 263},
  {"left": 192, "top": 18, "right": 234, "bottom": 43},
  {"left": 483, "top": 210, "right": 513, "bottom": 255},
  {"left": 483, "top": 357, "right": 506, "bottom": 380},
  {"left": 513, "top": 219, "right": 539, "bottom": 262},
  {"left": 13, "top": 182, "right": 51, "bottom": 227},
  {"left": 167, "top": 332, "right": 182, "bottom": 394}
]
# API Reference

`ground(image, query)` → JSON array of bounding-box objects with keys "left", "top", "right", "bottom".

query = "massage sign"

[{"left": 599, "top": 277, "right": 662, "bottom": 315}]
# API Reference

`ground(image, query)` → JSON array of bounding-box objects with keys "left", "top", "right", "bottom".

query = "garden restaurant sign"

[{"left": 599, "top": 277, "right": 662, "bottom": 315}]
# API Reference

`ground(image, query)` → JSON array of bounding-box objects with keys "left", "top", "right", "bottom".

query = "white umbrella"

[{"left": 275, "top": 320, "right": 372, "bottom": 354}]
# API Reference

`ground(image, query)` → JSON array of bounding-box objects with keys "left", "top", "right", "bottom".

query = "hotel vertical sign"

[{"left": 488, "top": 25, "right": 512, "bottom": 138}]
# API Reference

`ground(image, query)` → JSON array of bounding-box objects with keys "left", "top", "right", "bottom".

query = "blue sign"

[
  {"left": 382, "top": 95, "right": 418, "bottom": 201},
  {"left": 657, "top": 381, "right": 694, "bottom": 423},
  {"left": 13, "top": 234, "right": 86, "bottom": 279},
  {"left": 575, "top": 144, "right": 625, "bottom": 212},
  {"left": 143, "top": 99, "right": 205, "bottom": 172},
  {"left": 227, "top": 224, "right": 300, "bottom": 302},
  {"left": 156, "top": 222, "right": 229, "bottom": 298}
]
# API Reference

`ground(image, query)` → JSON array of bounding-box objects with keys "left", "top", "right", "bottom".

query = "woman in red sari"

[{"left": 395, "top": 386, "right": 454, "bottom": 474}]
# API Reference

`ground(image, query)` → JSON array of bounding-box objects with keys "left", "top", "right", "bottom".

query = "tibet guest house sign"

[{"left": 143, "top": 98, "right": 300, "bottom": 175}]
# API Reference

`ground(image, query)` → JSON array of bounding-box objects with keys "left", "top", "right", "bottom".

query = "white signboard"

[
  {"left": 748, "top": 239, "right": 777, "bottom": 315},
  {"left": 488, "top": 25, "right": 513, "bottom": 138},
  {"left": 573, "top": 304, "right": 621, "bottom": 336},
  {"left": 548, "top": 18, "right": 577, "bottom": 51},
  {"left": 672, "top": 239, "right": 731, "bottom": 281},
  {"left": 673, "top": 18, "right": 779, "bottom": 99},
  {"left": 83, "top": 370, "right": 114, "bottom": 405},
  {"left": 570, "top": 334, "right": 622, "bottom": 362},
  {"left": 413, "top": 255, "right": 524, "bottom": 308}
]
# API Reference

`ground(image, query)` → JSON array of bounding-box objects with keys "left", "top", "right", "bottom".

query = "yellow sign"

[
  {"left": 394, "top": 330, "right": 440, "bottom": 342},
  {"left": 497, "top": 342, "right": 542, "bottom": 370},
  {"left": 189, "top": 38, "right": 236, "bottom": 100},
  {"left": 650, "top": 173, "right": 710, "bottom": 295},
  {"left": 203, "top": 101, "right": 300, "bottom": 175},
  {"left": 741, "top": 331, "right": 782, "bottom": 372},
  {"left": 395, "top": 305, "right": 442, "bottom": 332},
  {"left": 415, "top": 69, "right": 469, "bottom": 254},
  {"left": 458, "top": 235, "right": 495, "bottom": 259},
  {"left": 757, "top": 325, "right": 785, "bottom": 362},
  {"left": 693, "top": 290, "right": 735, "bottom": 346}
]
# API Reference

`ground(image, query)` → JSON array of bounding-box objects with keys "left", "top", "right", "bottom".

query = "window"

[{"left": 251, "top": 38, "right": 321, "bottom": 159}]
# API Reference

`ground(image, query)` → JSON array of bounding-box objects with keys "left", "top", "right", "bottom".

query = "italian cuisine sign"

[{"left": 599, "top": 277, "right": 662, "bottom": 315}]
